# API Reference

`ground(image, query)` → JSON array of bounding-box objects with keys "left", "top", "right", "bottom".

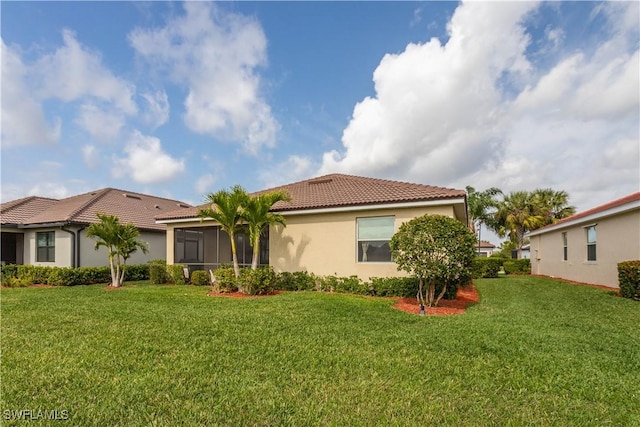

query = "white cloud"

[
  {"left": 260, "top": 155, "right": 315, "bottom": 189},
  {"left": 320, "top": 1, "right": 639, "bottom": 212},
  {"left": 75, "top": 103, "right": 125, "bottom": 141},
  {"left": 195, "top": 173, "right": 216, "bottom": 195},
  {"left": 35, "top": 29, "right": 137, "bottom": 115},
  {"left": 82, "top": 145, "right": 99, "bottom": 169},
  {"left": 1, "top": 40, "right": 61, "bottom": 146},
  {"left": 113, "top": 131, "right": 185, "bottom": 184},
  {"left": 128, "top": 2, "right": 278, "bottom": 154},
  {"left": 141, "top": 89, "right": 170, "bottom": 128},
  {"left": 321, "top": 1, "right": 536, "bottom": 183}
]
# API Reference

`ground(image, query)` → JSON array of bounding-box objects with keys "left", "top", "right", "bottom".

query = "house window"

[
  {"left": 562, "top": 232, "right": 568, "bottom": 261},
  {"left": 357, "top": 216, "right": 394, "bottom": 262},
  {"left": 586, "top": 226, "right": 596, "bottom": 261},
  {"left": 36, "top": 231, "right": 55, "bottom": 262}
]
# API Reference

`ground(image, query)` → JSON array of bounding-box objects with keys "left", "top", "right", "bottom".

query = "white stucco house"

[
  {"left": 1, "top": 189, "right": 192, "bottom": 268},
  {"left": 527, "top": 192, "right": 640, "bottom": 288}
]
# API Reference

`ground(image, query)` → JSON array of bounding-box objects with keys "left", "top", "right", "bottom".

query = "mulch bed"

[{"left": 392, "top": 284, "right": 480, "bottom": 316}]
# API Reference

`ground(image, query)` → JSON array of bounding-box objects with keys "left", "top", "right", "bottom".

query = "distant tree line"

[{"left": 466, "top": 186, "right": 576, "bottom": 259}]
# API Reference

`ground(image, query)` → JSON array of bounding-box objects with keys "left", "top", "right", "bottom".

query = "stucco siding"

[
  {"left": 79, "top": 230, "right": 166, "bottom": 267},
  {"left": 530, "top": 210, "right": 640, "bottom": 288},
  {"left": 23, "top": 229, "right": 72, "bottom": 267},
  {"left": 270, "top": 205, "right": 456, "bottom": 281}
]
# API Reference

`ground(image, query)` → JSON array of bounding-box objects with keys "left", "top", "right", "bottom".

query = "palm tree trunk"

[
  {"left": 229, "top": 233, "right": 240, "bottom": 278},
  {"left": 109, "top": 255, "right": 118, "bottom": 287},
  {"left": 251, "top": 235, "right": 260, "bottom": 270}
]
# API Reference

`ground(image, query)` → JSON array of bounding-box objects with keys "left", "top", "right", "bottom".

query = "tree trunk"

[
  {"left": 427, "top": 282, "right": 435, "bottom": 307},
  {"left": 251, "top": 238, "right": 259, "bottom": 270},
  {"left": 434, "top": 282, "right": 448, "bottom": 307},
  {"left": 109, "top": 254, "right": 118, "bottom": 288},
  {"left": 229, "top": 233, "right": 240, "bottom": 278}
]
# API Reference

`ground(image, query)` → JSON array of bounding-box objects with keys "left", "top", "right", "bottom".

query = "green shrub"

[
  {"left": 16, "top": 265, "right": 52, "bottom": 285},
  {"left": 1, "top": 264, "right": 19, "bottom": 281},
  {"left": 190, "top": 270, "right": 210, "bottom": 287},
  {"left": 503, "top": 259, "right": 531, "bottom": 275},
  {"left": 149, "top": 260, "right": 169, "bottom": 285},
  {"left": 472, "top": 257, "right": 503, "bottom": 278},
  {"left": 167, "top": 264, "right": 187, "bottom": 285},
  {"left": 239, "top": 267, "right": 277, "bottom": 295},
  {"left": 212, "top": 265, "right": 238, "bottom": 293},
  {"left": 124, "top": 264, "right": 149, "bottom": 281},
  {"left": 618, "top": 260, "right": 640, "bottom": 300},
  {"left": 369, "top": 277, "right": 419, "bottom": 297},
  {"left": 274, "top": 271, "right": 315, "bottom": 291}
]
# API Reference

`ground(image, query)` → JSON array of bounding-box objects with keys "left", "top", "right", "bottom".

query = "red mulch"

[{"left": 392, "top": 284, "right": 480, "bottom": 316}]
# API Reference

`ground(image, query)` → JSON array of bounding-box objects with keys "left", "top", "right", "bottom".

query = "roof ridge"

[
  {"left": 1, "top": 196, "right": 59, "bottom": 213},
  {"left": 106, "top": 187, "right": 194, "bottom": 205},
  {"left": 65, "top": 188, "right": 113, "bottom": 221}
]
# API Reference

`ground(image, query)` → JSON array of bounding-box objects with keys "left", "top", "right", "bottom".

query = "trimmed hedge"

[
  {"left": 190, "top": 270, "right": 210, "bottom": 287},
  {"left": 618, "top": 260, "right": 640, "bottom": 301},
  {"left": 0, "top": 263, "right": 149, "bottom": 287},
  {"left": 148, "top": 260, "right": 169, "bottom": 285},
  {"left": 167, "top": 264, "right": 187, "bottom": 285},
  {"left": 471, "top": 257, "right": 503, "bottom": 278},
  {"left": 239, "top": 267, "right": 277, "bottom": 295},
  {"left": 503, "top": 259, "right": 531, "bottom": 275}
]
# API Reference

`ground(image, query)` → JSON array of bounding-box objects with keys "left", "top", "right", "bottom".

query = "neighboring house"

[
  {"left": 1, "top": 189, "right": 192, "bottom": 268},
  {"left": 510, "top": 244, "right": 531, "bottom": 259},
  {"left": 527, "top": 192, "right": 640, "bottom": 288},
  {"left": 156, "top": 174, "right": 468, "bottom": 281},
  {"left": 476, "top": 240, "right": 496, "bottom": 257}
]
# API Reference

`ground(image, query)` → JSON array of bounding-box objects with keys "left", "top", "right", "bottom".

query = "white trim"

[
  {"left": 527, "top": 200, "right": 640, "bottom": 237},
  {"left": 157, "top": 198, "right": 466, "bottom": 225}
]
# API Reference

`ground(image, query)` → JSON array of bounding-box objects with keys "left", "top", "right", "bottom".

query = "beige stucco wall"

[
  {"left": 163, "top": 205, "right": 461, "bottom": 281},
  {"left": 529, "top": 209, "right": 640, "bottom": 288},
  {"left": 270, "top": 205, "right": 457, "bottom": 281}
]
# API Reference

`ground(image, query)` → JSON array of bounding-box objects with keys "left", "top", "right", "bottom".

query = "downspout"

[
  {"left": 76, "top": 226, "right": 86, "bottom": 268},
  {"left": 60, "top": 225, "right": 76, "bottom": 268}
]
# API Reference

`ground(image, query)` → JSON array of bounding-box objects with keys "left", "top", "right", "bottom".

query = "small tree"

[
  {"left": 390, "top": 214, "right": 476, "bottom": 309},
  {"left": 198, "top": 185, "right": 249, "bottom": 278},
  {"left": 241, "top": 190, "right": 291, "bottom": 270},
  {"left": 86, "top": 213, "right": 148, "bottom": 288}
]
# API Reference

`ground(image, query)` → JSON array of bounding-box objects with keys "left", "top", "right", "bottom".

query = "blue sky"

[{"left": 2, "top": 1, "right": 639, "bottom": 243}]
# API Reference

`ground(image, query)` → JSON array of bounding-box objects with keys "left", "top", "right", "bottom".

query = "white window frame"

[
  {"left": 356, "top": 216, "right": 395, "bottom": 263},
  {"left": 585, "top": 225, "right": 597, "bottom": 262}
]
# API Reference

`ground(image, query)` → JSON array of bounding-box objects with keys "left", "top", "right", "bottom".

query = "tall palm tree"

[
  {"left": 531, "top": 188, "right": 576, "bottom": 225},
  {"left": 198, "top": 185, "right": 249, "bottom": 278},
  {"left": 241, "top": 190, "right": 291, "bottom": 270},
  {"left": 86, "top": 213, "right": 148, "bottom": 287},
  {"left": 492, "top": 191, "right": 544, "bottom": 259}
]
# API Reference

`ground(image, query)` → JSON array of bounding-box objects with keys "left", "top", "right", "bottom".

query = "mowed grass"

[{"left": 1, "top": 276, "right": 639, "bottom": 426}]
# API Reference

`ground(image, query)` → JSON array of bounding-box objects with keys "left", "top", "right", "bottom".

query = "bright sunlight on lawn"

[{"left": 1, "top": 276, "right": 639, "bottom": 426}]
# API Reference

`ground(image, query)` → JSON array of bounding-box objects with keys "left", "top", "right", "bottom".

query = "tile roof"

[
  {"left": 478, "top": 240, "right": 496, "bottom": 248},
  {"left": 1, "top": 189, "right": 192, "bottom": 231},
  {"left": 528, "top": 192, "right": 640, "bottom": 235},
  {"left": 1, "top": 196, "right": 59, "bottom": 225},
  {"left": 157, "top": 173, "right": 466, "bottom": 221}
]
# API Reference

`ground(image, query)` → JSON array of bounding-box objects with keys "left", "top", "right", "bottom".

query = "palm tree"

[
  {"left": 492, "top": 191, "right": 544, "bottom": 259},
  {"left": 466, "top": 186, "right": 502, "bottom": 234},
  {"left": 198, "top": 185, "right": 249, "bottom": 278},
  {"left": 531, "top": 188, "right": 576, "bottom": 225},
  {"left": 241, "top": 190, "right": 291, "bottom": 270},
  {"left": 86, "top": 213, "right": 148, "bottom": 287}
]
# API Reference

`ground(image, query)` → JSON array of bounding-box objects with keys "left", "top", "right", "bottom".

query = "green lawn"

[{"left": 1, "top": 276, "right": 639, "bottom": 426}]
